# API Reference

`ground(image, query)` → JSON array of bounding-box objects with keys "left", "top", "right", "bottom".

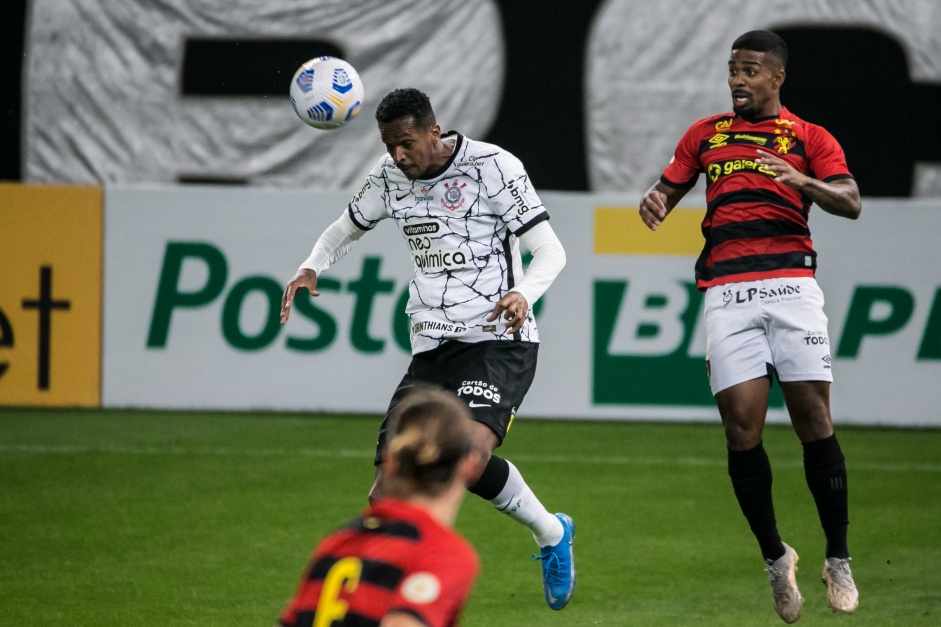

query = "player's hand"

[
  {"left": 487, "top": 291, "right": 529, "bottom": 334},
  {"left": 755, "top": 149, "right": 808, "bottom": 190},
  {"left": 280, "top": 268, "right": 318, "bottom": 325},
  {"left": 639, "top": 189, "right": 669, "bottom": 231}
]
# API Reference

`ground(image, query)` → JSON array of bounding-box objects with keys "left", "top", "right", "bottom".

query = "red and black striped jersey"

[
  {"left": 279, "top": 499, "right": 479, "bottom": 627},
  {"left": 660, "top": 106, "right": 853, "bottom": 289}
]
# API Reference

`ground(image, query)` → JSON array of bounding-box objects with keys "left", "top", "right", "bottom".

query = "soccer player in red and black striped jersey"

[
  {"left": 278, "top": 387, "right": 479, "bottom": 627},
  {"left": 639, "top": 30, "right": 860, "bottom": 623}
]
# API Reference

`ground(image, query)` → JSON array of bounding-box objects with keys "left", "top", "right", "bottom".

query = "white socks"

[{"left": 489, "top": 460, "right": 564, "bottom": 547}]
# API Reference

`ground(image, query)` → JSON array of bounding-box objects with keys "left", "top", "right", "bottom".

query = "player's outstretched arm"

[
  {"left": 281, "top": 212, "right": 369, "bottom": 325},
  {"left": 639, "top": 181, "right": 688, "bottom": 231},
  {"left": 280, "top": 269, "right": 318, "bottom": 325}
]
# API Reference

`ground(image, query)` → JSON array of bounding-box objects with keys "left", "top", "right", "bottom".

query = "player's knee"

[
  {"left": 723, "top": 417, "right": 762, "bottom": 450},
  {"left": 791, "top": 410, "right": 834, "bottom": 442},
  {"left": 467, "top": 447, "right": 492, "bottom": 486}
]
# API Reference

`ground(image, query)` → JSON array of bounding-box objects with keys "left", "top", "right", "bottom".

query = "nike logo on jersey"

[
  {"left": 468, "top": 401, "right": 491, "bottom": 408},
  {"left": 396, "top": 192, "right": 409, "bottom": 201}
]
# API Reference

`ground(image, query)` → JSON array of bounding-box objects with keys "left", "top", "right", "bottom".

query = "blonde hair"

[{"left": 385, "top": 386, "right": 473, "bottom": 497}]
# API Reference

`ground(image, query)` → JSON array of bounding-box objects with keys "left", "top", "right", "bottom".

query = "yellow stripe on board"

[
  {"left": 594, "top": 206, "right": 706, "bottom": 255},
  {"left": 0, "top": 184, "right": 103, "bottom": 407}
]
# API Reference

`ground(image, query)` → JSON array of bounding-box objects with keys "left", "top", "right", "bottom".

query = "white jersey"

[{"left": 347, "top": 132, "right": 549, "bottom": 354}]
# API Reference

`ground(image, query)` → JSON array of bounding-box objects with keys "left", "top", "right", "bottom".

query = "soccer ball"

[{"left": 290, "top": 57, "right": 365, "bottom": 130}]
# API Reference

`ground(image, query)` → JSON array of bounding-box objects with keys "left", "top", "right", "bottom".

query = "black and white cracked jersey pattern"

[{"left": 347, "top": 132, "right": 549, "bottom": 354}]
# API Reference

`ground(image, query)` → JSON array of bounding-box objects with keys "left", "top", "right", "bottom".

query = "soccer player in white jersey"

[{"left": 280, "top": 88, "right": 575, "bottom": 611}]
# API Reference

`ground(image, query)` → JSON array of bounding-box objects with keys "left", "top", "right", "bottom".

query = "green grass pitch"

[{"left": 1, "top": 408, "right": 939, "bottom": 625}]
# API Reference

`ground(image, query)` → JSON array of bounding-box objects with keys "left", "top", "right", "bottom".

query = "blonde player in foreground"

[{"left": 278, "top": 386, "right": 480, "bottom": 627}]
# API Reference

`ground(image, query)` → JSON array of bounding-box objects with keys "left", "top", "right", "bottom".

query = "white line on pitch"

[{"left": 1, "top": 443, "right": 939, "bottom": 474}]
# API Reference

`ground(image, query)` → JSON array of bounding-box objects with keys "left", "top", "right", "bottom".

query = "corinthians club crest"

[{"left": 441, "top": 179, "right": 467, "bottom": 211}]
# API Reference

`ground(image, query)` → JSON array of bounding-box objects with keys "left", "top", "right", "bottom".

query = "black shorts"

[{"left": 374, "top": 340, "right": 539, "bottom": 465}]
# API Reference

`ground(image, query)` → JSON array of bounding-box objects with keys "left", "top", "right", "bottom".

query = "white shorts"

[{"left": 704, "top": 277, "right": 833, "bottom": 395}]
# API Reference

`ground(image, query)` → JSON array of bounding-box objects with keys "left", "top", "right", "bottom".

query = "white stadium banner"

[
  {"left": 25, "top": 0, "right": 503, "bottom": 190},
  {"left": 103, "top": 186, "right": 941, "bottom": 427},
  {"left": 26, "top": 0, "right": 941, "bottom": 197}
]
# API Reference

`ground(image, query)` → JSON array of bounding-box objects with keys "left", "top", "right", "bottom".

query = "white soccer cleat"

[
  {"left": 822, "top": 557, "right": 859, "bottom": 613},
  {"left": 765, "top": 543, "right": 804, "bottom": 624}
]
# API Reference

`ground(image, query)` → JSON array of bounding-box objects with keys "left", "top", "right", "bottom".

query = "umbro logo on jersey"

[{"left": 709, "top": 133, "right": 729, "bottom": 148}]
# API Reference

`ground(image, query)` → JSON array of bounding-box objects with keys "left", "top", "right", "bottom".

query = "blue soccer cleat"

[{"left": 533, "top": 513, "right": 576, "bottom": 610}]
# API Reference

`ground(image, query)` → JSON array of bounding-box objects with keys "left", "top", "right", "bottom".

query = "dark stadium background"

[{"left": 2, "top": 0, "right": 938, "bottom": 195}]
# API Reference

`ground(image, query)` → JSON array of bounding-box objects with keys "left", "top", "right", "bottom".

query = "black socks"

[
  {"left": 803, "top": 434, "right": 850, "bottom": 559},
  {"left": 729, "top": 436, "right": 851, "bottom": 561},
  {"left": 468, "top": 454, "right": 510, "bottom": 500},
  {"left": 728, "top": 442, "right": 785, "bottom": 562}
]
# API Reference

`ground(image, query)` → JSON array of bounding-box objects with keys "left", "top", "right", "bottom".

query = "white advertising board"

[{"left": 103, "top": 186, "right": 941, "bottom": 426}]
